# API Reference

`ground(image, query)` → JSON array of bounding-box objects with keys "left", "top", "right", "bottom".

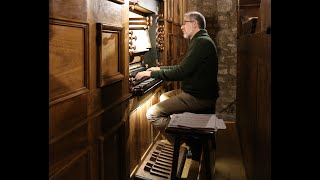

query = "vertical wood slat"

[
  {"left": 237, "top": 33, "right": 271, "bottom": 180},
  {"left": 99, "top": 120, "right": 126, "bottom": 180}
]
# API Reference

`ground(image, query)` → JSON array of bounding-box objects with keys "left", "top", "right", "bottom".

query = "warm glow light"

[{"left": 136, "top": 93, "right": 156, "bottom": 111}]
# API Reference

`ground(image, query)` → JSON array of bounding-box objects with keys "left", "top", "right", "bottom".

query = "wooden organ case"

[
  {"left": 50, "top": 0, "right": 189, "bottom": 179},
  {"left": 127, "top": 0, "right": 189, "bottom": 179},
  {"left": 93, "top": 0, "right": 187, "bottom": 180},
  {"left": 127, "top": 2, "right": 165, "bottom": 179}
]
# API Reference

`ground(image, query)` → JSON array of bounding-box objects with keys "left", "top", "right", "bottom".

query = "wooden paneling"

[
  {"left": 49, "top": 93, "right": 87, "bottom": 139},
  {"left": 240, "top": 0, "right": 261, "bottom": 6},
  {"left": 138, "top": 99, "right": 153, "bottom": 159},
  {"left": 99, "top": 126, "right": 125, "bottom": 180},
  {"left": 49, "top": 0, "right": 187, "bottom": 179},
  {"left": 173, "top": 0, "right": 181, "bottom": 24},
  {"left": 49, "top": 19, "right": 89, "bottom": 105},
  {"left": 237, "top": 33, "right": 271, "bottom": 180},
  {"left": 91, "top": 0, "right": 123, "bottom": 26},
  {"left": 49, "top": 0, "right": 130, "bottom": 179},
  {"left": 97, "top": 98, "right": 130, "bottom": 180},
  {"left": 257, "top": 0, "right": 271, "bottom": 32},
  {"left": 128, "top": 90, "right": 163, "bottom": 178},
  {"left": 151, "top": 91, "right": 161, "bottom": 140},
  {"left": 101, "top": 32, "right": 120, "bottom": 77},
  {"left": 237, "top": 36, "right": 257, "bottom": 179},
  {"left": 49, "top": 18, "right": 90, "bottom": 179},
  {"left": 129, "top": 110, "right": 139, "bottom": 176},
  {"left": 254, "top": 34, "right": 271, "bottom": 179},
  {"left": 96, "top": 23, "right": 125, "bottom": 87},
  {"left": 49, "top": 122, "right": 88, "bottom": 171},
  {"left": 49, "top": 0, "right": 87, "bottom": 22},
  {"left": 166, "top": 0, "right": 174, "bottom": 22},
  {"left": 50, "top": 151, "right": 90, "bottom": 180}
]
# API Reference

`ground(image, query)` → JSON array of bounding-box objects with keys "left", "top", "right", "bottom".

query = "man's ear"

[{"left": 193, "top": 21, "right": 198, "bottom": 28}]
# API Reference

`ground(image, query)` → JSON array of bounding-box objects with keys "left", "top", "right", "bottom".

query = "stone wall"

[{"left": 188, "top": 0, "right": 237, "bottom": 120}]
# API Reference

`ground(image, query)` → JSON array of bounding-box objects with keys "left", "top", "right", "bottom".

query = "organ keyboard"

[{"left": 129, "top": 62, "right": 162, "bottom": 96}]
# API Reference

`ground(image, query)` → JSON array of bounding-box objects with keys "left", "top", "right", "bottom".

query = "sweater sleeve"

[
  {"left": 151, "top": 39, "right": 204, "bottom": 80},
  {"left": 159, "top": 65, "right": 178, "bottom": 70}
]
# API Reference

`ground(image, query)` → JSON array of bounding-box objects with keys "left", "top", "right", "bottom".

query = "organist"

[{"left": 135, "top": 11, "right": 220, "bottom": 159}]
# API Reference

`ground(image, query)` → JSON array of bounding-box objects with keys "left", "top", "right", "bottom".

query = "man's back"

[{"left": 180, "top": 29, "right": 219, "bottom": 100}]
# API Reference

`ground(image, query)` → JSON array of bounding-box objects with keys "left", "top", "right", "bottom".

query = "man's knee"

[
  {"left": 146, "top": 105, "right": 158, "bottom": 120},
  {"left": 146, "top": 106, "right": 170, "bottom": 128},
  {"left": 160, "top": 93, "right": 169, "bottom": 102}
]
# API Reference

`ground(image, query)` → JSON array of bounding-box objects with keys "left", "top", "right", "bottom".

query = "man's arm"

[{"left": 147, "top": 67, "right": 160, "bottom": 71}]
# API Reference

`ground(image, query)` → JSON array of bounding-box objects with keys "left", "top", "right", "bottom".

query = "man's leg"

[
  {"left": 146, "top": 90, "right": 215, "bottom": 143},
  {"left": 159, "top": 89, "right": 183, "bottom": 102}
]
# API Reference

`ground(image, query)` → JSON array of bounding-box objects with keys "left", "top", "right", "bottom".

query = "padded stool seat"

[{"left": 165, "top": 126, "right": 216, "bottom": 180}]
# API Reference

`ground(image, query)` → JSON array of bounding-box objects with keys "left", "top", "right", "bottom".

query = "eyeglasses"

[{"left": 182, "top": 20, "right": 194, "bottom": 25}]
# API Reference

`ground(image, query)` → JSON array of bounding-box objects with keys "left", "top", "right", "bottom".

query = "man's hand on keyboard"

[{"left": 135, "top": 71, "right": 151, "bottom": 80}]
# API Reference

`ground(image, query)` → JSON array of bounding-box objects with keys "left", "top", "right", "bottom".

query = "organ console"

[
  {"left": 127, "top": 3, "right": 177, "bottom": 179},
  {"left": 129, "top": 60, "right": 162, "bottom": 96},
  {"left": 128, "top": 8, "right": 163, "bottom": 97}
]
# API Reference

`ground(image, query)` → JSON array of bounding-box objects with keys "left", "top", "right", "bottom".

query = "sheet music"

[{"left": 168, "top": 112, "right": 226, "bottom": 131}]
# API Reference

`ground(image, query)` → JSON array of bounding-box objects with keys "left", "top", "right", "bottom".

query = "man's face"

[{"left": 181, "top": 17, "right": 195, "bottom": 39}]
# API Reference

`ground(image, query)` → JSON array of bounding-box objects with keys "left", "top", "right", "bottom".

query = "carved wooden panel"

[
  {"left": 97, "top": 23, "right": 124, "bottom": 87},
  {"left": 49, "top": 0, "right": 87, "bottom": 22},
  {"left": 237, "top": 33, "right": 270, "bottom": 180},
  {"left": 49, "top": 93, "right": 87, "bottom": 139},
  {"left": 99, "top": 124, "right": 125, "bottom": 180},
  {"left": 151, "top": 92, "right": 160, "bottom": 141},
  {"left": 49, "top": 122, "right": 88, "bottom": 170},
  {"left": 101, "top": 100, "right": 125, "bottom": 133},
  {"left": 254, "top": 35, "right": 271, "bottom": 180},
  {"left": 50, "top": 151, "right": 90, "bottom": 180},
  {"left": 129, "top": 110, "right": 139, "bottom": 176},
  {"left": 49, "top": 19, "right": 89, "bottom": 105},
  {"left": 138, "top": 99, "right": 153, "bottom": 159},
  {"left": 128, "top": 95, "right": 158, "bottom": 178},
  {"left": 92, "top": 0, "right": 123, "bottom": 26}
]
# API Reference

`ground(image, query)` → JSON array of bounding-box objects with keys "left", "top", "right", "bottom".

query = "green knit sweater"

[{"left": 151, "top": 29, "right": 219, "bottom": 100}]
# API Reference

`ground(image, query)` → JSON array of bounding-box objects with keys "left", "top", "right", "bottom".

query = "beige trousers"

[{"left": 146, "top": 89, "right": 216, "bottom": 143}]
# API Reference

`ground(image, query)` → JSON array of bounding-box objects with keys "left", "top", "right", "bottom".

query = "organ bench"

[{"left": 165, "top": 127, "right": 216, "bottom": 180}]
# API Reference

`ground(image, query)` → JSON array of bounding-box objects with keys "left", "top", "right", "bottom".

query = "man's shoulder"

[{"left": 195, "top": 36, "right": 214, "bottom": 46}]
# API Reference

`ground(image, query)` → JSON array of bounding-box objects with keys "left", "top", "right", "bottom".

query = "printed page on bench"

[{"left": 168, "top": 112, "right": 226, "bottom": 130}]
